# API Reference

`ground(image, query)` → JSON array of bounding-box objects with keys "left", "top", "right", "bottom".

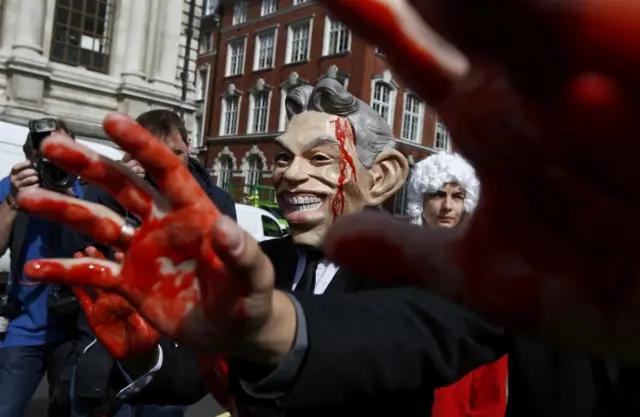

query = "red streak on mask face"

[{"left": 330, "top": 118, "right": 358, "bottom": 222}]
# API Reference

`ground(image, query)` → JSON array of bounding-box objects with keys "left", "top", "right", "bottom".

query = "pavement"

[{"left": 26, "top": 378, "right": 225, "bottom": 417}]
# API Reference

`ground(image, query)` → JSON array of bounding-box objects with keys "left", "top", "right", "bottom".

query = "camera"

[{"left": 28, "top": 118, "right": 77, "bottom": 192}]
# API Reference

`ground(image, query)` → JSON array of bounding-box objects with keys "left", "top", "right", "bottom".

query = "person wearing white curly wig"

[
  {"left": 406, "top": 152, "right": 506, "bottom": 417},
  {"left": 406, "top": 151, "right": 480, "bottom": 228}
]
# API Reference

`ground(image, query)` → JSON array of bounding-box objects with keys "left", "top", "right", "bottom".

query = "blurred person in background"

[
  {"left": 0, "top": 119, "right": 84, "bottom": 417},
  {"left": 62, "top": 109, "right": 236, "bottom": 417},
  {"left": 407, "top": 152, "right": 508, "bottom": 417}
]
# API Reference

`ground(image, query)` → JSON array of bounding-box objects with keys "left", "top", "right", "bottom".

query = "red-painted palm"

[{"left": 72, "top": 246, "right": 159, "bottom": 360}]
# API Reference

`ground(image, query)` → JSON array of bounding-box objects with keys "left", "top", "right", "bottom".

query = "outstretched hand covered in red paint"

[
  {"left": 71, "top": 246, "right": 160, "bottom": 360},
  {"left": 16, "top": 114, "right": 294, "bottom": 359},
  {"left": 319, "top": 0, "right": 640, "bottom": 362}
]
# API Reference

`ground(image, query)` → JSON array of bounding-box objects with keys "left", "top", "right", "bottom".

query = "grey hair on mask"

[{"left": 285, "top": 78, "right": 396, "bottom": 168}]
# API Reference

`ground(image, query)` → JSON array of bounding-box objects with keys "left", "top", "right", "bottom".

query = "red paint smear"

[
  {"left": 197, "top": 354, "right": 232, "bottom": 408},
  {"left": 330, "top": 119, "right": 358, "bottom": 222}
]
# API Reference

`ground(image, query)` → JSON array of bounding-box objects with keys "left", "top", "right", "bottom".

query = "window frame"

[
  {"left": 50, "top": 0, "right": 116, "bottom": 74},
  {"left": 225, "top": 37, "right": 247, "bottom": 77},
  {"left": 400, "top": 93, "right": 424, "bottom": 143},
  {"left": 285, "top": 18, "right": 313, "bottom": 65},
  {"left": 253, "top": 29, "right": 277, "bottom": 71},
  {"left": 260, "top": 0, "right": 278, "bottom": 16},
  {"left": 322, "top": 16, "right": 351, "bottom": 56},
  {"left": 370, "top": 80, "right": 397, "bottom": 127},
  {"left": 248, "top": 90, "right": 271, "bottom": 134},
  {"left": 220, "top": 94, "right": 241, "bottom": 136},
  {"left": 232, "top": 0, "right": 248, "bottom": 25}
]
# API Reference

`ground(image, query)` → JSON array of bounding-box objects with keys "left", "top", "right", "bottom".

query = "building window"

[
  {"left": 232, "top": 0, "right": 248, "bottom": 25},
  {"left": 249, "top": 91, "right": 270, "bottom": 133},
  {"left": 200, "top": 32, "right": 213, "bottom": 53},
  {"left": 286, "top": 20, "right": 311, "bottom": 64},
  {"left": 193, "top": 115, "right": 204, "bottom": 148},
  {"left": 401, "top": 94, "right": 423, "bottom": 143},
  {"left": 225, "top": 38, "right": 245, "bottom": 76},
  {"left": 204, "top": 0, "right": 216, "bottom": 15},
  {"left": 293, "top": 0, "right": 310, "bottom": 4},
  {"left": 196, "top": 67, "right": 209, "bottom": 101},
  {"left": 51, "top": 0, "right": 116, "bottom": 74},
  {"left": 254, "top": 30, "right": 276, "bottom": 70},
  {"left": 435, "top": 118, "right": 452, "bottom": 150},
  {"left": 371, "top": 81, "right": 394, "bottom": 126},
  {"left": 221, "top": 96, "right": 240, "bottom": 136},
  {"left": 261, "top": 0, "right": 277, "bottom": 16},
  {"left": 245, "top": 154, "right": 264, "bottom": 186},
  {"left": 217, "top": 155, "right": 234, "bottom": 187},
  {"left": 322, "top": 17, "right": 350, "bottom": 56}
]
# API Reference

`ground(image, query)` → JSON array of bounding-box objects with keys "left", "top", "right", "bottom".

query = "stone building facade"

[{"left": 0, "top": 0, "right": 202, "bottom": 147}]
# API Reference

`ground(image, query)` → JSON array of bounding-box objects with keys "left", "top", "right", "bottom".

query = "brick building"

[{"left": 195, "top": 0, "right": 452, "bottom": 216}]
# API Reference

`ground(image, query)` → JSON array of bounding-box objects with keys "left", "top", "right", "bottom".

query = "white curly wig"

[{"left": 406, "top": 152, "right": 480, "bottom": 225}]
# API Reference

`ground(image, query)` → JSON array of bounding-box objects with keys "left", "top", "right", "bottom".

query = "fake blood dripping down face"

[{"left": 273, "top": 112, "right": 368, "bottom": 248}]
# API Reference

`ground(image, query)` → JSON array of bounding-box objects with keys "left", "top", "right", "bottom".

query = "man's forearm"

[{"left": 0, "top": 199, "right": 18, "bottom": 256}]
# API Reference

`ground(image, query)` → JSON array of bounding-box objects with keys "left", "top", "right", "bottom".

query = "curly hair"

[{"left": 406, "top": 151, "right": 480, "bottom": 225}]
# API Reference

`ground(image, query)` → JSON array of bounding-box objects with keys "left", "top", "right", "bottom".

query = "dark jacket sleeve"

[
  {"left": 211, "top": 186, "right": 236, "bottom": 221},
  {"left": 275, "top": 287, "right": 507, "bottom": 409},
  {"left": 124, "top": 342, "right": 209, "bottom": 405}
]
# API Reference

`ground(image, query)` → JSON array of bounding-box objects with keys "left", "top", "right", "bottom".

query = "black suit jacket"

[{"left": 130, "top": 237, "right": 507, "bottom": 416}]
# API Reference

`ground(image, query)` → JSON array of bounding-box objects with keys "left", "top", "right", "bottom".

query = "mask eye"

[
  {"left": 275, "top": 153, "right": 292, "bottom": 164},
  {"left": 310, "top": 154, "right": 331, "bottom": 163}
]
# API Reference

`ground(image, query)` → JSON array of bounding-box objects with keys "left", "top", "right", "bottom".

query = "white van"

[{"left": 235, "top": 204, "right": 289, "bottom": 242}]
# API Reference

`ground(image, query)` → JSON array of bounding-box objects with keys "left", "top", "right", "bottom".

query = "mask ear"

[{"left": 364, "top": 149, "right": 409, "bottom": 206}]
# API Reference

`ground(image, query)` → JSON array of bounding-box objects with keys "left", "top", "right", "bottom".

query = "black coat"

[{"left": 125, "top": 237, "right": 506, "bottom": 417}]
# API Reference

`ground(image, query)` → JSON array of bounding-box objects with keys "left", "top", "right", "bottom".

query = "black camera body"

[{"left": 28, "top": 118, "right": 77, "bottom": 192}]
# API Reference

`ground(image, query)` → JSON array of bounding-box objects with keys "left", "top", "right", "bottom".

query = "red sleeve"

[
  {"left": 470, "top": 355, "right": 508, "bottom": 417},
  {"left": 432, "top": 373, "right": 473, "bottom": 417}
]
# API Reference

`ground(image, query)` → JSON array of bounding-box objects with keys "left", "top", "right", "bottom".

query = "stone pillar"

[
  {"left": 122, "top": 0, "right": 151, "bottom": 82},
  {"left": 12, "top": 0, "right": 47, "bottom": 59},
  {"left": 0, "top": 0, "right": 18, "bottom": 53},
  {"left": 151, "top": 0, "right": 183, "bottom": 88}
]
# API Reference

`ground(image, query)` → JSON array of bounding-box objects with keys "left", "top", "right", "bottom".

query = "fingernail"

[{"left": 215, "top": 215, "right": 243, "bottom": 254}]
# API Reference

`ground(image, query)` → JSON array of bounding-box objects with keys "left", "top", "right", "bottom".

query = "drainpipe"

[{"left": 179, "top": 0, "right": 197, "bottom": 118}]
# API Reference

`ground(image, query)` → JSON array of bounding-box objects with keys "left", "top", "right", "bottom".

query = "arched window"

[
  {"left": 218, "top": 155, "right": 233, "bottom": 188},
  {"left": 245, "top": 154, "right": 264, "bottom": 186},
  {"left": 435, "top": 117, "right": 452, "bottom": 150}
]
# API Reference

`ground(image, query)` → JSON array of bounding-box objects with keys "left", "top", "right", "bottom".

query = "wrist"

[
  {"left": 4, "top": 195, "right": 19, "bottom": 211},
  {"left": 234, "top": 290, "right": 297, "bottom": 366}
]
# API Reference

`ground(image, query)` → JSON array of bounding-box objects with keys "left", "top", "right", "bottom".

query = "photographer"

[{"left": 0, "top": 119, "right": 84, "bottom": 417}]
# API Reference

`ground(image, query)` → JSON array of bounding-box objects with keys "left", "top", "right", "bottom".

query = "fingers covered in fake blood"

[
  {"left": 325, "top": 212, "right": 466, "bottom": 299},
  {"left": 39, "top": 134, "right": 166, "bottom": 220},
  {"left": 103, "top": 114, "right": 214, "bottom": 211},
  {"left": 18, "top": 188, "right": 130, "bottom": 249},
  {"left": 317, "top": 0, "right": 467, "bottom": 105},
  {"left": 24, "top": 257, "right": 121, "bottom": 289}
]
